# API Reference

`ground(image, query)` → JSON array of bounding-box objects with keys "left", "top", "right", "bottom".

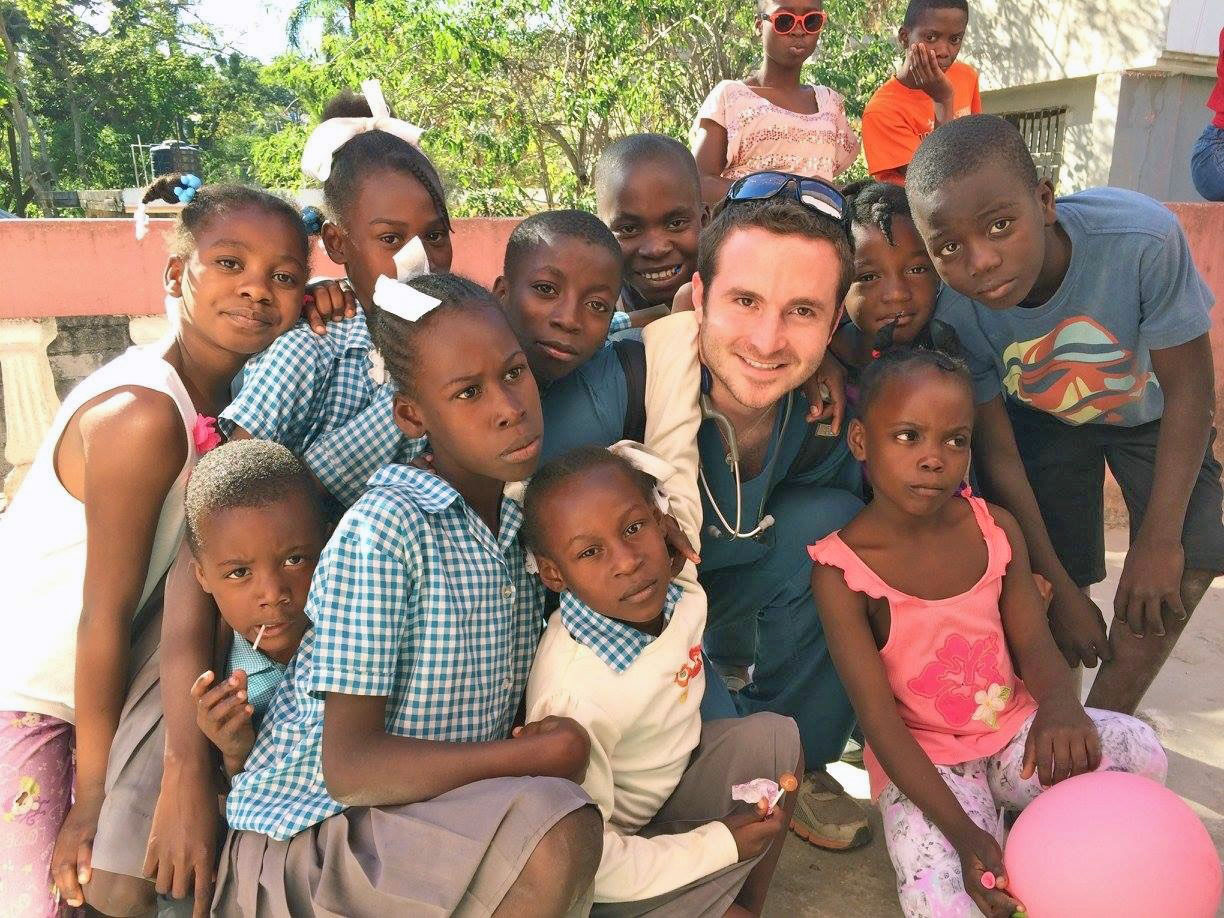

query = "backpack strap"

[{"left": 612, "top": 337, "right": 647, "bottom": 443}]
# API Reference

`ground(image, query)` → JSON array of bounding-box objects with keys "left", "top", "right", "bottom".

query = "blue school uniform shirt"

[
  {"left": 226, "top": 631, "right": 286, "bottom": 726},
  {"left": 218, "top": 311, "right": 422, "bottom": 500},
  {"left": 559, "top": 583, "right": 683, "bottom": 672},
  {"left": 935, "top": 187, "right": 1214, "bottom": 426},
  {"left": 225, "top": 465, "right": 544, "bottom": 840},
  {"left": 697, "top": 390, "right": 862, "bottom": 574}
]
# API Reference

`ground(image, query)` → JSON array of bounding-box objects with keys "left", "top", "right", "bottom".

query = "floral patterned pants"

[
  {"left": 878, "top": 708, "right": 1168, "bottom": 918},
  {"left": 0, "top": 711, "right": 78, "bottom": 917}
]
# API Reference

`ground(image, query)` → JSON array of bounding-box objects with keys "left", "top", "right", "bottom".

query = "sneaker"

[
  {"left": 713, "top": 661, "right": 751, "bottom": 694},
  {"left": 840, "top": 736, "right": 865, "bottom": 769},
  {"left": 789, "top": 768, "right": 872, "bottom": 850}
]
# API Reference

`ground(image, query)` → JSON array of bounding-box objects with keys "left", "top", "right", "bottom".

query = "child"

[
  {"left": 213, "top": 273, "right": 601, "bottom": 917},
  {"left": 691, "top": 0, "right": 860, "bottom": 205},
  {"left": 827, "top": 180, "right": 947, "bottom": 401},
  {"left": 809, "top": 349, "right": 1167, "bottom": 918},
  {"left": 525, "top": 442, "right": 801, "bottom": 917},
  {"left": 184, "top": 439, "right": 328, "bottom": 777},
  {"left": 907, "top": 114, "right": 1224, "bottom": 715},
  {"left": 220, "top": 82, "right": 453, "bottom": 502},
  {"left": 861, "top": 0, "right": 982, "bottom": 184},
  {"left": 0, "top": 177, "right": 306, "bottom": 915},
  {"left": 595, "top": 134, "right": 707, "bottom": 316}
]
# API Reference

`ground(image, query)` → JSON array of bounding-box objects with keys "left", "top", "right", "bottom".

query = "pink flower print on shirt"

[
  {"left": 193, "top": 415, "right": 222, "bottom": 454},
  {"left": 907, "top": 633, "right": 1008, "bottom": 728}
]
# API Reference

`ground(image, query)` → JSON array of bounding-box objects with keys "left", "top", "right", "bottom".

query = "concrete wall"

[{"left": 1111, "top": 71, "right": 1216, "bottom": 200}]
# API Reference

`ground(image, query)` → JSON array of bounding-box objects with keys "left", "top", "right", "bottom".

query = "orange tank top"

[{"left": 808, "top": 496, "right": 1037, "bottom": 798}]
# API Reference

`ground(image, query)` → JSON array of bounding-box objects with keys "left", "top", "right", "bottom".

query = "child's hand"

[
  {"left": 670, "top": 281, "right": 695, "bottom": 313},
  {"left": 51, "top": 794, "right": 103, "bottom": 907},
  {"left": 1047, "top": 582, "right": 1113, "bottom": 668},
  {"left": 1022, "top": 695, "right": 1101, "bottom": 786},
  {"left": 513, "top": 715, "right": 592, "bottom": 784},
  {"left": 803, "top": 352, "right": 847, "bottom": 434},
  {"left": 952, "top": 825, "right": 1025, "bottom": 918},
  {"left": 191, "top": 669, "right": 255, "bottom": 775},
  {"left": 721, "top": 806, "right": 786, "bottom": 861},
  {"left": 896, "top": 42, "right": 954, "bottom": 105},
  {"left": 661, "top": 512, "right": 701, "bottom": 577},
  {"left": 1114, "top": 535, "right": 1186, "bottom": 637},
  {"left": 303, "top": 278, "right": 357, "bottom": 335}
]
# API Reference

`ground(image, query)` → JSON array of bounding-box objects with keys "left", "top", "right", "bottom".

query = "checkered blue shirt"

[
  {"left": 225, "top": 465, "right": 545, "bottom": 840},
  {"left": 559, "top": 582, "right": 682, "bottom": 672},
  {"left": 226, "top": 631, "right": 287, "bottom": 726}
]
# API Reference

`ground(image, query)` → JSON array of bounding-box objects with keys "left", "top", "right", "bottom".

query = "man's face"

[
  {"left": 692, "top": 226, "right": 842, "bottom": 412},
  {"left": 599, "top": 159, "right": 705, "bottom": 308},
  {"left": 909, "top": 162, "right": 1056, "bottom": 311}
]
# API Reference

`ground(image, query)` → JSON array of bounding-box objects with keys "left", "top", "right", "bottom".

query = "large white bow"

[
  {"left": 301, "top": 79, "right": 425, "bottom": 182},
  {"left": 373, "top": 236, "right": 440, "bottom": 322},
  {"left": 607, "top": 440, "right": 674, "bottom": 515}
]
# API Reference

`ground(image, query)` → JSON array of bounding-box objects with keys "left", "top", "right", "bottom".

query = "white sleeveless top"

[{"left": 0, "top": 343, "right": 198, "bottom": 723}]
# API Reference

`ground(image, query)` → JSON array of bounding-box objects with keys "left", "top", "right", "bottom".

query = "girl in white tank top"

[{"left": 0, "top": 176, "right": 308, "bottom": 915}]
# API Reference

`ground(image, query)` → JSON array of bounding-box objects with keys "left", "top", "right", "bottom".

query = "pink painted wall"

[{"left": 0, "top": 217, "right": 521, "bottom": 320}]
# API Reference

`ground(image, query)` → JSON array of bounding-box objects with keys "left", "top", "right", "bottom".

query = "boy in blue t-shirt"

[{"left": 906, "top": 114, "right": 1224, "bottom": 715}]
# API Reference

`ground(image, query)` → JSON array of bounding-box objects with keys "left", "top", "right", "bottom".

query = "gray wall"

[{"left": 1112, "top": 72, "right": 1216, "bottom": 202}]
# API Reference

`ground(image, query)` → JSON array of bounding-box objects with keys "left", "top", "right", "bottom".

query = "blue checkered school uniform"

[
  {"left": 218, "top": 312, "right": 421, "bottom": 500},
  {"left": 559, "top": 583, "right": 682, "bottom": 672},
  {"left": 226, "top": 631, "right": 287, "bottom": 726},
  {"left": 225, "top": 464, "right": 545, "bottom": 840}
]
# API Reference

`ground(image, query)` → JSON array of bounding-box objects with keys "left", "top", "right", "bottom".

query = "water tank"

[{"left": 150, "top": 140, "right": 202, "bottom": 180}]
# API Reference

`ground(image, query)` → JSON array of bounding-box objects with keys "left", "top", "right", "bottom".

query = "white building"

[{"left": 966, "top": 0, "right": 1221, "bottom": 200}]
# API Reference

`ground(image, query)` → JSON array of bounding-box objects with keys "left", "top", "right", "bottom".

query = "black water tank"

[{"left": 150, "top": 140, "right": 202, "bottom": 180}]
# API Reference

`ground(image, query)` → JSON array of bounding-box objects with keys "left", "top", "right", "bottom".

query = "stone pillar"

[
  {"left": 128, "top": 314, "right": 172, "bottom": 346},
  {"left": 0, "top": 318, "right": 60, "bottom": 500}
]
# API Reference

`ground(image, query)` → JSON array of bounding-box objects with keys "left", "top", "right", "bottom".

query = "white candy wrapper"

[{"left": 732, "top": 778, "right": 783, "bottom": 814}]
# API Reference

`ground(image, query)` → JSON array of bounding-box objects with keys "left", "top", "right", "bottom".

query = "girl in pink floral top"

[
  {"left": 809, "top": 349, "right": 1167, "bottom": 918},
  {"left": 691, "top": 1, "right": 860, "bottom": 205}
]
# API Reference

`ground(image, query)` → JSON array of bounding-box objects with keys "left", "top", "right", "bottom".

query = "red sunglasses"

[{"left": 758, "top": 9, "right": 828, "bottom": 35}]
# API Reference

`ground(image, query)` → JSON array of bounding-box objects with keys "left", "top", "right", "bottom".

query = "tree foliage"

[{"left": 1, "top": 0, "right": 903, "bottom": 216}]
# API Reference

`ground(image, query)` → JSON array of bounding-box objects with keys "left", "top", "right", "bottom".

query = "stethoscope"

[{"left": 697, "top": 366, "right": 789, "bottom": 540}]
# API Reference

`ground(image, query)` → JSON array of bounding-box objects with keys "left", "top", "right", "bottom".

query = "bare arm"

[
  {"left": 973, "top": 396, "right": 1112, "bottom": 667},
  {"left": 320, "top": 692, "right": 590, "bottom": 806},
  {"left": 691, "top": 119, "right": 733, "bottom": 207},
  {"left": 52, "top": 390, "right": 186, "bottom": 907},
  {"left": 1115, "top": 335, "right": 1215, "bottom": 633}
]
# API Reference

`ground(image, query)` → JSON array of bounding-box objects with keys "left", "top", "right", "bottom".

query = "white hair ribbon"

[
  {"left": 134, "top": 201, "right": 150, "bottom": 240},
  {"left": 373, "top": 275, "right": 441, "bottom": 324},
  {"left": 607, "top": 440, "right": 673, "bottom": 514},
  {"left": 393, "top": 234, "right": 430, "bottom": 282},
  {"left": 300, "top": 78, "right": 425, "bottom": 182}
]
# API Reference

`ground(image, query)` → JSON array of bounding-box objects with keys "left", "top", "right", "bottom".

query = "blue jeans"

[
  {"left": 1191, "top": 123, "right": 1224, "bottom": 202},
  {"left": 699, "top": 483, "right": 863, "bottom": 768}
]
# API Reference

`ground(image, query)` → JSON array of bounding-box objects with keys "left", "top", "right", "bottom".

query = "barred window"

[{"left": 1000, "top": 107, "right": 1068, "bottom": 188}]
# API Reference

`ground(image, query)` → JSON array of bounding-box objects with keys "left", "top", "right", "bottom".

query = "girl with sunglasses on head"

[{"left": 691, "top": 0, "right": 860, "bottom": 206}]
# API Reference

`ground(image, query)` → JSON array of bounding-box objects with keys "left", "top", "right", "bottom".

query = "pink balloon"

[{"left": 1004, "top": 771, "right": 1222, "bottom": 918}]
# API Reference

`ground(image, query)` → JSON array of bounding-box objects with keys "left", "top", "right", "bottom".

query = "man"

[{"left": 648, "top": 174, "right": 872, "bottom": 850}]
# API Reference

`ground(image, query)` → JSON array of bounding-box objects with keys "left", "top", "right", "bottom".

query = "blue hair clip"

[
  {"left": 174, "top": 174, "right": 201, "bottom": 204},
  {"left": 302, "top": 206, "right": 324, "bottom": 235}
]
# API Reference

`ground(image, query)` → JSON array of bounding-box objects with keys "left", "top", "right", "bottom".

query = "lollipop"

[{"left": 732, "top": 772, "right": 800, "bottom": 816}]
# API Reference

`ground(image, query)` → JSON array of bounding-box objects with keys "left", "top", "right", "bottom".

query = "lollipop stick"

[{"left": 252, "top": 623, "right": 268, "bottom": 653}]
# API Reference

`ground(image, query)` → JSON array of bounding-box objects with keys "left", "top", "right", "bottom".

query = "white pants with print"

[{"left": 878, "top": 707, "right": 1167, "bottom": 918}]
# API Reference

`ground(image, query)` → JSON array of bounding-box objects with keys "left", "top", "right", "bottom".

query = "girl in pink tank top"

[{"left": 809, "top": 349, "right": 1167, "bottom": 918}]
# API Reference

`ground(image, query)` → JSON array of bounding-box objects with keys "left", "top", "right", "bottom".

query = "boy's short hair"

[
  {"left": 844, "top": 179, "right": 913, "bottom": 245},
  {"left": 503, "top": 210, "right": 622, "bottom": 280},
  {"left": 697, "top": 197, "right": 855, "bottom": 302},
  {"left": 903, "top": 0, "right": 969, "bottom": 28},
  {"left": 185, "top": 439, "right": 321, "bottom": 555},
  {"left": 907, "top": 114, "right": 1039, "bottom": 200},
  {"left": 522, "top": 446, "right": 656, "bottom": 556},
  {"left": 594, "top": 134, "right": 701, "bottom": 206},
  {"left": 857, "top": 346, "right": 972, "bottom": 417}
]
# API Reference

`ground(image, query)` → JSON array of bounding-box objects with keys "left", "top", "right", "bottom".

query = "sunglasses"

[
  {"left": 725, "top": 171, "right": 850, "bottom": 234},
  {"left": 758, "top": 9, "right": 828, "bottom": 35}
]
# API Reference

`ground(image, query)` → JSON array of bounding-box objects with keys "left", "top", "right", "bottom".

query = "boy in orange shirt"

[{"left": 862, "top": 0, "right": 981, "bottom": 184}]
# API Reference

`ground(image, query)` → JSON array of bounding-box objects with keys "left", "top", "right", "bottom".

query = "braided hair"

[
  {"left": 319, "top": 90, "right": 451, "bottom": 234},
  {"left": 372, "top": 273, "right": 504, "bottom": 397},
  {"left": 141, "top": 174, "right": 309, "bottom": 264}
]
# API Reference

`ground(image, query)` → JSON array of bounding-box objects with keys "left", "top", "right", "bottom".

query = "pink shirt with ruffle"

[{"left": 808, "top": 496, "right": 1038, "bottom": 799}]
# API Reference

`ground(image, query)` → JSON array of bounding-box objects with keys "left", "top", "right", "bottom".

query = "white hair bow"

[
  {"left": 373, "top": 236, "right": 439, "bottom": 323},
  {"left": 301, "top": 79, "right": 425, "bottom": 182}
]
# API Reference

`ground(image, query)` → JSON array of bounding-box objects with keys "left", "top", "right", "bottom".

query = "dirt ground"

[{"left": 763, "top": 528, "right": 1224, "bottom": 917}]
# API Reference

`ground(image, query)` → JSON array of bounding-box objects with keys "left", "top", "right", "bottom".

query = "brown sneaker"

[
  {"left": 789, "top": 768, "right": 872, "bottom": 850},
  {"left": 713, "top": 661, "right": 751, "bottom": 694}
]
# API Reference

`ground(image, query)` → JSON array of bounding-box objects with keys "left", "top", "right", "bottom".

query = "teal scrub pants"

[{"left": 699, "top": 483, "right": 863, "bottom": 768}]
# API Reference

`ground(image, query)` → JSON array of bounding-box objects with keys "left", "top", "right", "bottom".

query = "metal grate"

[{"left": 1000, "top": 107, "right": 1068, "bottom": 188}]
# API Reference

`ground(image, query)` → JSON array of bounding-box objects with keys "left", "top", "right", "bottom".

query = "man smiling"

[{"left": 649, "top": 174, "right": 873, "bottom": 850}]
